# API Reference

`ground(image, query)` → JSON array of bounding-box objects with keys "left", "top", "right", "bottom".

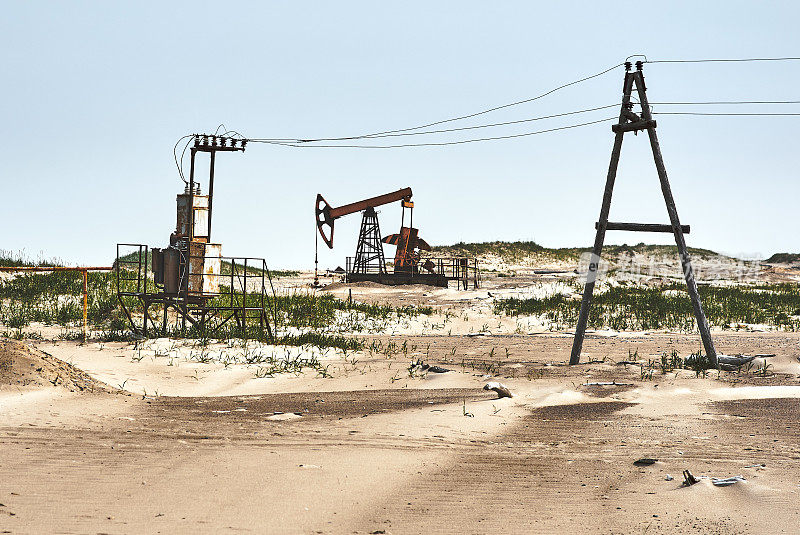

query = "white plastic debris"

[{"left": 711, "top": 475, "right": 746, "bottom": 487}]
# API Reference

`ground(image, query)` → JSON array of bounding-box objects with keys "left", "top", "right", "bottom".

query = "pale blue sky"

[{"left": 2, "top": 1, "right": 798, "bottom": 269}]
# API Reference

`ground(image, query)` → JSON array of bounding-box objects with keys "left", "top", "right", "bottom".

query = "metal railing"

[
  {"left": 115, "top": 244, "right": 275, "bottom": 339},
  {"left": 345, "top": 256, "right": 480, "bottom": 289}
]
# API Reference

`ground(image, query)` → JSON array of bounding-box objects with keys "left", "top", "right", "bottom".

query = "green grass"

[
  {"left": 430, "top": 241, "right": 722, "bottom": 263},
  {"left": 431, "top": 241, "right": 577, "bottom": 262},
  {"left": 276, "top": 332, "right": 363, "bottom": 352},
  {"left": 273, "top": 292, "right": 432, "bottom": 330},
  {"left": 495, "top": 282, "right": 800, "bottom": 331},
  {"left": 0, "top": 254, "right": 430, "bottom": 349},
  {"left": 0, "top": 270, "right": 122, "bottom": 329},
  {"left": 117, "top": 249, "right": 300, "bottom": 280},
  {"left": 269, "top": 269, "right": 301, "bottom": 278},
  {"left": 765, "top": 253, "right": 800, "bottom": 264},
  {"left": 0, "top": 249, "right": 63, "bottom": 268}
]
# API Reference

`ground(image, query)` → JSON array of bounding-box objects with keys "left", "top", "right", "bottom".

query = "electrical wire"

[
  {"left": 173, "top": 134, "right": 194, "bottom": 183},
  {"left": 177, "top": 57, "right": 800, "bottom": 156},
  {"left": 244, "top": 104, "right": 620, "bottom": 144},
  {"left": 291, "top": 101, "right": 800, "bottom": 141},
  {"left": 334, "top": 104, "right": 619, "bottom": 139},
  {"left": 243, "top": 102, "right": 800, "bottom": 147},
  {"left": 178, "top": 136, "right": 194, "bottom": 185},
  {"left": 653, "top": 111, "right": 800, "bottom": 116},
  {"left": 649, "top": 100, "right": 800, "bottom": 105},
  {"left": 247, "top": 62, "right": 625, "bottom": 143},
  {"left": 646, "top": 56, "right": 800, "bottom": 64},
  {"left": 249, "top": 117, "right": 615, "bottom": 149}
]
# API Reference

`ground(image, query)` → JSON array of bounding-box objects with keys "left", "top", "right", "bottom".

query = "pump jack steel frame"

[
  {"left": 352, "top": 207, "right": 387, "bottom": 275},
  {"left": 569, "top": 62, "right": 717, "bottom": 366}
]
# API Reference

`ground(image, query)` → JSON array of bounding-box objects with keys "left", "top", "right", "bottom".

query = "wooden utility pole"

[{"left": 569, "top": 61, "right": 717, "bottom": 366}]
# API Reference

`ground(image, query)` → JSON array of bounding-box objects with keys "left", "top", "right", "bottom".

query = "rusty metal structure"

[
  {"left": 570, "top": 61, "right": 717, "bottom": 366},
  {"left": 116, "top": 134, "right": 274, "bottom": 339},
  {"left": 315, "top": 188, "right": 479, "bottom": 288}
]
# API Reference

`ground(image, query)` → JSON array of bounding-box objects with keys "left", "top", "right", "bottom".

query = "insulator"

[
  {"left": 635, "top": 60, "right": 643, "bottom": 71},
  {"left": 624, "top": 61, "right": 631, "bottom": 71},
  {"left": 241, "top": 139, "right": 248, "bottom": 150},
  {"left": 201, "top": 135, "right": 209, "bottom": 145}
]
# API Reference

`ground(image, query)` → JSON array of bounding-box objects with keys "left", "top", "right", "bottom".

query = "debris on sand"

[
  {"left": 665, "top": 474, "right": 674, "bottom": 481},
  {"left": 717, "top": 354, "right": 757, "bottom": 371},
  {"left": 410, "top": 359, "right": 451, "bottom": 373},
  {"left": 633, "top": 458, "right": 658, "bottom": 466},
  {"left": 711, "top": 475, "right": 746, "bottom": 487},
  {"left": 682, "top": 470, "right": 699, "bottom": 486},
  {"left": 267, "top": 412, "right": 303, "bottom": 421},
  {"left": 483, "top": 382, "right": 512, "bottom": 398}
]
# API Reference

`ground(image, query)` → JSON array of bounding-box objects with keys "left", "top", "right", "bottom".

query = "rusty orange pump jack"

[{"left": 315, "top": 187, "right": 434, "bottom": 284}]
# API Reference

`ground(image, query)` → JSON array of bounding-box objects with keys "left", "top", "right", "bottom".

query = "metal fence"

[
  {"left": 115, "top": 244, "right": 275, "bottom": 339},
  {"left": 345, "top": 256, "right": 480, "bottom": 289}
]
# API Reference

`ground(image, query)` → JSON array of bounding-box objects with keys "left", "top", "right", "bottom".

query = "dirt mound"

[
  {"left": 0, "top": 338, "right": 107, "bottom": 392},
  {"left": 321, "top": 280, "right": 387, "bottom": 291},
  {"left": 765, "top": 252, "right": 800, "bottom": 264}
]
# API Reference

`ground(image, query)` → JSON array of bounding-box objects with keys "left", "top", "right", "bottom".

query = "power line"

[
  {"left": 650, "top": 100, "right": 800, "bottom": 105},
  {"left": 653, "top": 111, "right": 800, "bottom": 116},
  {"left": 179, "top": 57, "right": 800, "bottom": 158},
  {"left": 248, "top": 62, "right": 625, "bottom": 144},
  {"left": 249, "top": 117, "right": 615, "bottom": 149},
  {"left": 335, "top": 104, "right": 619, "bottom": 139},
  {"left": 173, "top": 134, "right": 193, "bottom": 183},
  {"left": 246, "top": 100, "right": 800, "bottom": 146},
  {"left": 297, "top": 101, "right": 800, "bottom": 141},
  {"left": 646, "top": 56, "right": 800, "bottom": 64},
  {"left": 248, "top": 104, "right": 618, "bottom": 143}
]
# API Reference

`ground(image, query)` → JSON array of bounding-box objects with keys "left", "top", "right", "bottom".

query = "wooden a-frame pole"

[{"left": 569, "top": 61, "right": 717, "bottom": 366}]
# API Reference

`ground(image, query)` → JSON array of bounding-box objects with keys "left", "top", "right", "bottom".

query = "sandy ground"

[
  {"left": 2, "top": 325, "right": 800, "bottom": 534},
  {"left": 2, "top": 260, "right": 800, "bottom": 533}
]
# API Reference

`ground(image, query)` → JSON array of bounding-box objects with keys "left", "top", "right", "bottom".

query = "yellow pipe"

[{"left": 0, "top": 266, "right": 112, "bottom": 342}]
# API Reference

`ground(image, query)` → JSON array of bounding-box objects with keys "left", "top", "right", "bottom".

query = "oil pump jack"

[
  {"left": 315, "top": 188, "right": 480, "bottom": 289},
  {"left": 315, "top": 187, "right": 432, "bottom": 277}
]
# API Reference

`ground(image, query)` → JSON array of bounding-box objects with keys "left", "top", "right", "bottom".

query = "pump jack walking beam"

[
  {"left": 569, "top": 61, "right": 717, "bottom": 366},
  {"left": 315, "top": 187, "right": 413, "bottom": 249}
]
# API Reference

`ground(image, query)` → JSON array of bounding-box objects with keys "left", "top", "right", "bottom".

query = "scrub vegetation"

[{"left": 495, "top": 282, "right": 800, "bottom": 331}]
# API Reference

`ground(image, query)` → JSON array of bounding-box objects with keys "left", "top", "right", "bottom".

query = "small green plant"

[
  {"left": 526, "top": 368, "right": 542, "bottom": 381},
  {"left": 640, "top": 366, "right": 654, "bottom": 381},
  {"left": 683, "top": 351, "right": 714, "bottom": 377},
  {"left": 659, "top": 349, "right": 682, "bottom": 374}
]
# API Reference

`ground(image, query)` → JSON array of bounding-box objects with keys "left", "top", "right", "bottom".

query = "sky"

[{"left": 2, "top": 1, "right": 799, "bottom": 269}]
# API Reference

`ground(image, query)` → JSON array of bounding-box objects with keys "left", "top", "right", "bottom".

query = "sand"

[{"left": 2, "top": 261, "right": 800, "bottom": 533}]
